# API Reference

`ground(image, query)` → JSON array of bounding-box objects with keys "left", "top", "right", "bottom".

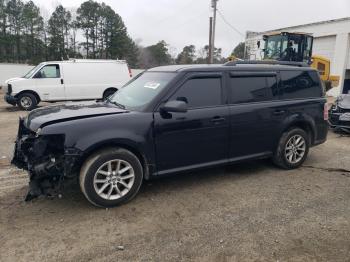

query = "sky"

[{"left": 32, "top": 0, "right": 350, "bottom": 57}]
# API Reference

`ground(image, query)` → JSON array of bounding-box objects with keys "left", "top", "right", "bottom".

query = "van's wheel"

[
  {"left": 273, "top": 128, "right": 310, "bottom": 169},
  {"left": 17, "top": 93, "right": 37, "bottom": 111},
  {"left": 79, "top": 148, "right": 143, "bottom": 208},
  {"left": 103, "top": 89, "right": 117, "bottom": 100}
]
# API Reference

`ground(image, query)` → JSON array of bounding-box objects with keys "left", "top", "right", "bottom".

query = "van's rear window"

[{"left": 280, "top": 70, "right": 322, "bottom": 99}]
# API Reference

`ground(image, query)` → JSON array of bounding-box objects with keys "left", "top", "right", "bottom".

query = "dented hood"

[
  {"left": 25, "top": 102, "right": 128, "bottom": 131},
  {"left": 337, "top": 94, "right": 350, "bottom": 109}
]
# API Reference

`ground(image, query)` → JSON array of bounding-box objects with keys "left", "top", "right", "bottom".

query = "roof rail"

[{"left": 224, "top": 60, "right": 309, "bottom": 67}]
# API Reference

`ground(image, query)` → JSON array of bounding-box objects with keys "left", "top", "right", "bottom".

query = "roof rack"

[{"left": 224, "top": 60, "right": 309, "bottom": 67}]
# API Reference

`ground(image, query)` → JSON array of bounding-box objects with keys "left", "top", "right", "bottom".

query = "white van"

[{"left": 4, "top": 59, "right": 132, "bottom": 110}]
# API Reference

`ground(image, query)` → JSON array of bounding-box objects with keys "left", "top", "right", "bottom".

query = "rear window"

[
  {"left": 229, "top": 75, "right": 278, "bottom": 104},
  {"left": 280, "top": 70, "right": 322, "bottom": 99}
]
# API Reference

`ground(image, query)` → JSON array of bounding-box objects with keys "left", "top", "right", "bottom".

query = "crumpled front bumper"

[{"left": 12, "top": 118, "right": 82, "bottom": 200}]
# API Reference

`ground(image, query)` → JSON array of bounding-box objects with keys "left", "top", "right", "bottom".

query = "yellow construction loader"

[{"left": 259, "top": 32, "right": 339, "bottom": 91}]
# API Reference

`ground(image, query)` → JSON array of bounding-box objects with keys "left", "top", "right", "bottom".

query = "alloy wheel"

[
  {"left": 285, "top": 135, "right": 306, "bottom": 164},
  {"left": 93, "top": 159, "right": 135, "bottom": 200}
]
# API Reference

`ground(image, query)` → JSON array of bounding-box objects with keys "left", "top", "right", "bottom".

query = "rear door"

[
  {"left": 227, "top": 71, "right": 282, "bottom": 159},
  {"left": 153, "top": 73, "right": 230, "bottom": 174},
  {"left": 33, "top": 64, "right": 65, "bottom": 101}
]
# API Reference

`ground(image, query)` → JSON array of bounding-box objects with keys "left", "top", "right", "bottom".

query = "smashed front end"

[
  {"left": 12, "top": 118, "right": 80, "bottom": 200},
  {"left": 329, "top": 95, "right": 350, "bottom": 132}
]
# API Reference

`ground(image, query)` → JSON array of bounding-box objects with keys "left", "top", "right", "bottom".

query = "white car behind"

[{"left": 4, "top": 59, "right": 132, "bottom": 110}]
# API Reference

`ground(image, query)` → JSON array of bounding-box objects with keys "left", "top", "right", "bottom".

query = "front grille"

[{"left": 7, "top": 84, "right": 12, "bottom": 94}]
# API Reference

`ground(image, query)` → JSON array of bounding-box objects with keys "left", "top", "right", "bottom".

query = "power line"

[{"left": 217, "top": 9, "right": 245, "bottom": 38}]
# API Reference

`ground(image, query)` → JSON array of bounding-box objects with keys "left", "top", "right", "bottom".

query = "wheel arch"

[
  {"left": 77, "top": 141, "right": 150, "bottom": 180},
  {"left": 281, "top": 118, "right": 316, "bottom": 145},
  {"left": 103, "top": 87, "right": 118, "bottom": 98},
  {"left": 15, "top": 90, "right": 41, "bottom": 103}
]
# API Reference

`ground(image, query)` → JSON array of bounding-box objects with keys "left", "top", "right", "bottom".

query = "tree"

[
  {"left": 231, "top": 42, "right": 245, "bottom": 59},
  {"left": 139, "top": 40, "right": 171, "bottom": 68},
  {"left": 195, "top": 45, "right": 223, "bottom": 64},
  {"left": 77, "top": 0, "right": 100, "bottom": 58},
  {"left": 22, "top": 1, "right": 44, "bottom": 63},
  {"left": 6, "top": 0, "right": 23, "bottom": 62},
  {"left": 176, "top": 45, "right": 195, "bottom": 64},
  {"left": 48, "top": 5, "right": 71, "bottom": 60}
]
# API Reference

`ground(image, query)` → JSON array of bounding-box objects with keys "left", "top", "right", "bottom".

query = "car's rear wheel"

[
  {"left": 273, "top": 128, "right": 310, "bottom": 169},
  {"left": 79, "top": 148, "right": 143, "bottom": 208},
  {"left": 17, "top": 92, "right": 38, "bottom": 111}
]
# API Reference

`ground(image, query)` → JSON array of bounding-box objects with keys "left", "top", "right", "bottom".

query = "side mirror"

[{"left": 161, "top": 100, "right": 187, "bottom": 113}]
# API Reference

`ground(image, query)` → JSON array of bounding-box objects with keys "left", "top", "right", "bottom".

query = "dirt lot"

[{"left": 0, "top": 91, "right": 349, "bottom": 262}]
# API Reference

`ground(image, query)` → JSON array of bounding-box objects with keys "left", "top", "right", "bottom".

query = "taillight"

[
  {"left": 324, "top": 103, "right": 329, "bottom": 121},
  {"left": 128, "top": 67, "right": 132, "bottom": 78}
]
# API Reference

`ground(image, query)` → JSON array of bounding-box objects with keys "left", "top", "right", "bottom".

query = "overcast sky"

[{"left": 32, "top": 0, "right": 350, "bottom": 57}]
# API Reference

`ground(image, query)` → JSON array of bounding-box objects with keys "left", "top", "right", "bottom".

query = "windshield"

[
  {"left": 23, "top": 64, "right": 42, "bottom": 78},
  {"left": 264, "top": 35, "right": 287, "bottom": 60},
  {"left": 107, "top": 72, "right": 176, "bottom": 110}
]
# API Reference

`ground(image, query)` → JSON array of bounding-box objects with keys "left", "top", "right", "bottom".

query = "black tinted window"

[
  {"left": 280, "top": 70, "right": 322, "bottom": 99},
  {"left": 171, "top": 77, "right": 222, "bottom": 108},
  {"left": 229, "top": 76, "right": 278, "bottom": 104}
]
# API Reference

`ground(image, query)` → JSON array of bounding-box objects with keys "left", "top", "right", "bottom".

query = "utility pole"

[
  {"left": 208, "top": 17, "right": 213, "bottom": 64},
  {"left": 209, "top": 0, "right": 218, "bottom": 64}
]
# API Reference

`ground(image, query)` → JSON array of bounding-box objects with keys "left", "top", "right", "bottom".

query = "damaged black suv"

[{"left": 12, "top": 63, "right": 328, "bottom": 207}]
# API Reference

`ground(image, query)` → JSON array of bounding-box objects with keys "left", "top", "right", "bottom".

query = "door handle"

[
  {"left": 273, "top": 110, "right": 286, "bottom": 116},
  {"left": 211, "top": 116, "right": 226, "bottom": 123},
  {"left": 60, "top": 79, "right": 64, "bottom": 85}
]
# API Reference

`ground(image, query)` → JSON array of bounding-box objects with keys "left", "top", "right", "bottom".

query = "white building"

[{"left": 245, "top": 17, "right": 350, "bottom": 95}]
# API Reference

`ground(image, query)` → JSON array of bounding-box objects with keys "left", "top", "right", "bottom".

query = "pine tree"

[{"left": 47, "top": 5, "right": 71, "bottom": 60}]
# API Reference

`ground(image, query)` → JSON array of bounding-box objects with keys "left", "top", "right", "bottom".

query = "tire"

[
  {"left": 103, "top": 89, "right": 117, "bottom": 100},
  {"left": 17, "top": 92, "right": 38, "bottom": 111},
  {"left": 79, "top": 148, "right": 143, "bottom": 208},
  {"left": 272, "top": 128, "right": 310, "bottom": 169}
]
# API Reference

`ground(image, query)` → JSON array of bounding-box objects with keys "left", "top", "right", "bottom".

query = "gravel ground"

[{"left": 0, "top": 91, "right": 350, "bottom": 262}]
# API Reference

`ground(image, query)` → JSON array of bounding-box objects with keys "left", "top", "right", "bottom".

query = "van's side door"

[
  {"left": 153, "top": 73, "right": 230, "bottom": 175},
  {"left": 33, "top": 64, "right": 65, "bottom": 101},
  {"left": 228, "top": 71, "right": 282, "bottom": 160}
]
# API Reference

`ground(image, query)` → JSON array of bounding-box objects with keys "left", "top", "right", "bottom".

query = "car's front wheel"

[
  {"left": 273, "top": 128, "right": 310, "bottom": 169},
  {"left": 17, "top": 92, "right": 38, "bottom": 111},
  {"left": 79, "top": 148, "right": 143, "bottom": 208}
]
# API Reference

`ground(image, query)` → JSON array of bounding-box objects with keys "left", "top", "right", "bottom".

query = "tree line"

[{"left": 0, "top": 0, "right": 243, "bottom": 68}]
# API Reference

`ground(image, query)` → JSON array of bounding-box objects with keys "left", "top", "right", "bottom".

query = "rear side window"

[
  {"left": 171, "top": 77, "right": 222, "bottom": 108},
  {"left": 229, "top": 75, "right": 278, "bottom": 104},
  {"left": 280, "top": 70, "right": 322, "bottom": 99}
]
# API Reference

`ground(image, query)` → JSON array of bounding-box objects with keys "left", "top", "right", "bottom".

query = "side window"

[
  {"left": 280, "top": 70, "right": 322, "bottom": 99},
  {"left": 317, "top": 62, "right": 326, "bottom": 76},
  {"left": 229, "top": 76, "right": 278, "bottom": 104},
  {"left": 170, "top": 77, "right": 222, "bottom": 108},
  {"left": 35, "top": 65, "right": 60, "bottom": 78}
]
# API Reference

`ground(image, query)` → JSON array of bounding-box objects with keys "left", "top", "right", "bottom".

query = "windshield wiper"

[{"left": 107, "top": 99, "right": 126, "bottom": 109}]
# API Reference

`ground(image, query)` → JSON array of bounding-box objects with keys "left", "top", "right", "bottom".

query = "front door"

[
  {"left": 34, "top": 64, "right": 65, "bottom": 101},
  {"left": 154, "top": 73, "right": 230, "bottom": 175}
]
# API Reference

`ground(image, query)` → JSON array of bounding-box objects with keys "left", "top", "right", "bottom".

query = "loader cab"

[{"left": 262, "top": 32, "right": 313, "bottom": 64}]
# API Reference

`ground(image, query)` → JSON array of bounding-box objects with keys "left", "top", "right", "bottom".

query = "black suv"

[{"left": 12, "top": 63, "right": 328, "bottom": 207}]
